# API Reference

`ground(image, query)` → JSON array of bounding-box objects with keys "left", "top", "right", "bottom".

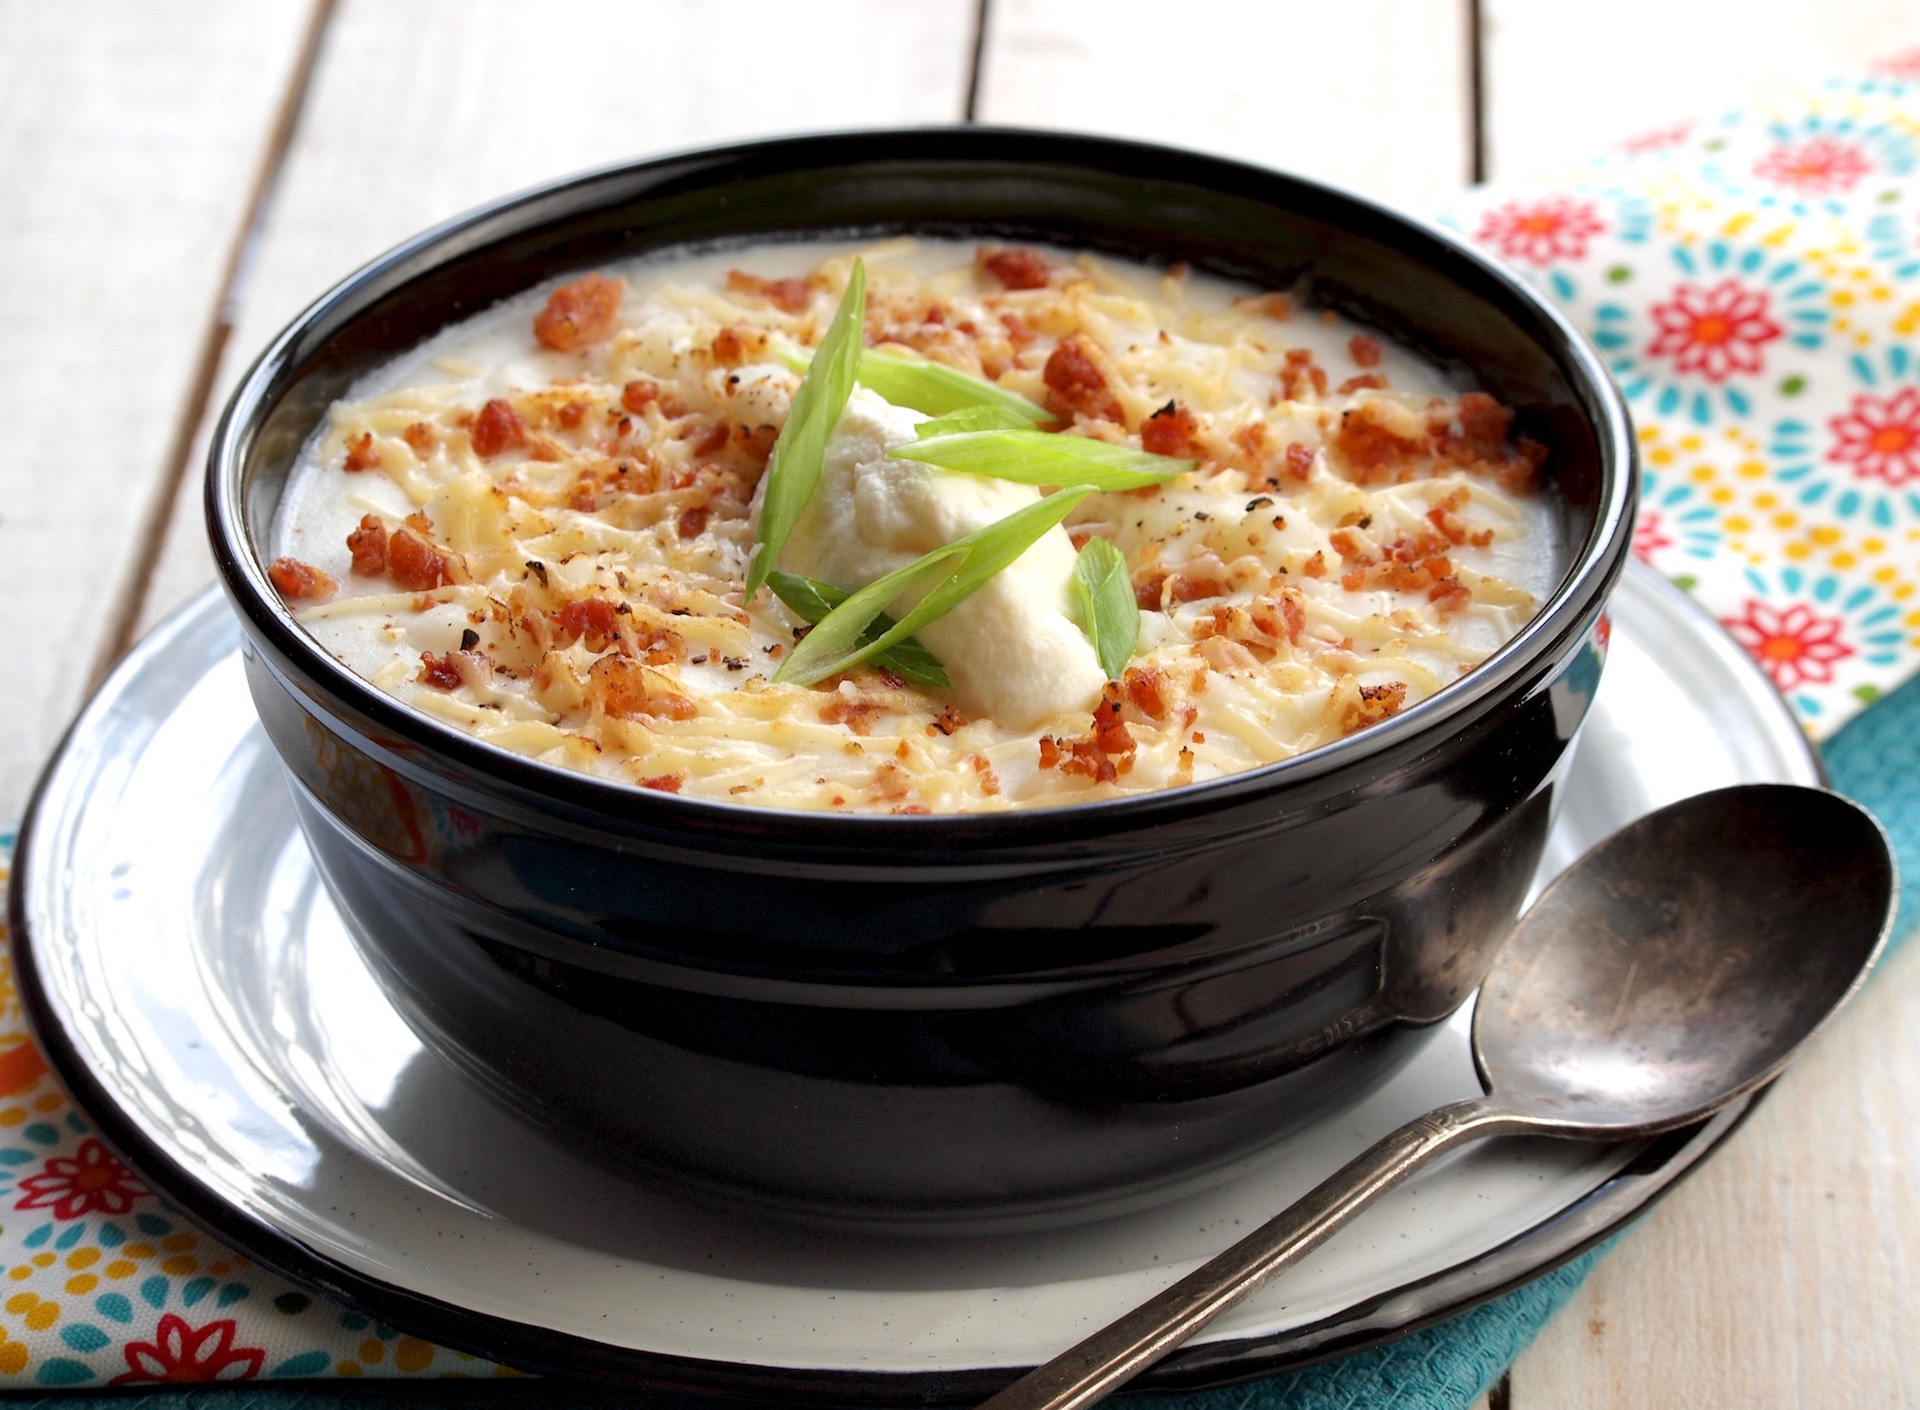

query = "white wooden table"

[{"left": 4, "top": 3, "right": 1918, "bottom": 1404}]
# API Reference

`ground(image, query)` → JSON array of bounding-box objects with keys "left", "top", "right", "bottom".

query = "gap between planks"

[{"left": 88, "top": 0, "right": 340, "bottom": 688}]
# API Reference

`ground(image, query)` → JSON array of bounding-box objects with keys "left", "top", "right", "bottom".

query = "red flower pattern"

[
  {"left": 1722, "top": 600, "right": 1854, "bottom": 691},
  {"left": 1753, "top": 137, "right": 1874, "bottom": 194},
  {"left": 1646, "top": 279, "right": 1783, "bottom": 382},
  {"left": 1475, "top": 196, "right": 1606, "bottom": 265},
  {"left": 111, "top": 1315, "right": 265, "bottom": 1386},
  {"left": 1631, "top": 508, "right": 1674, "bottom": 562},
  {"left": 1827, "top": 387, "right": 1920, "bottom": 487},
  {"left": 1871, "top": 48, "right": 1920, "bottom": 78},
  {"left": 1619, "top": 120, "right": 1695, "bottom": 154},
  {"left": 15, "top": 1139, "right": 145, "bottom": 1219}
]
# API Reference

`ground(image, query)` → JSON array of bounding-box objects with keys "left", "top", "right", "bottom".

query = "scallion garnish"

[
  {"left": 746, "top": 259, "right": 867, "bottom": 598},
  {"left": 888, "top": 430, "right": 1195, "bottom": 490},
  {"left": 778, "top": 345, "right": 1050, "bottom": 423},
  {"left": 773, "top": 487, "right": 1094, "bottom": 687},
  {"left": 1072, "top": 537, "right": 1139, "bottom": 680},
  {"left": 766, "top": 571, "right": 949, "bottom": 689},
  {"left": 914, "top": 404, "right": 1037, "bottom": 438}
]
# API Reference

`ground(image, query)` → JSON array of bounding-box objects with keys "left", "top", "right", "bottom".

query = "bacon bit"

[
  {"left": 677, "top": 504, "right": 711, "bottom": 540},
  {"left": 1427, "top": 488, "right": 1496, "bottom": 548},
  {"left": 1000, "top": 311, "right": 1036, "bottom": 346},
  {"left": 1303, "top": 550, "right": 1327, "bottom": 578},
  {"left": 1332, "top": 399, "right": 1426, "bottom": 481},
  {"left": 1171, "top": 746, "right": 1195, "bottom": 788},
  {"left": 403, "top": 421, "right": 437, "bottom": 457},
  {"left": 471, "top": 398, "right": 526, "bottom": 457},
  {"left": 1429, "top": 580, "right": 1474, "bottom": 613},
  {"left": 588, "top": 653, "right": 694, "bottom": 721},
  {"left": 534, "top": 272, "right": 623, "bottom": 351},
  {"left": 635, "top": 626, "right": 687, "bottom": 666},
  {"left": 1252, "top": 293, "right": 1293, "bottom": 321},
  {"left": 342, "top": 432, "right": 379, "bottom": 473},
  {"left": 1341, "top": 680, "right": 1409, "bottom": 735},
  {"left": 978, "top": 246, "right": 1055, "bottom": 290},
  {"left": 1122, "top": 664, "right": 1172, "bottom": 723},
  {"left": 726, "top": 269, "right": 810, "bottom": 314},
  {"left": 556, "top": 597, "right": 621, "bottom": 650},
  {"left": 1280, "top": 347, "right": 1328, "bottom": 400},
  {"left": 1284, "top": 442, "right": 1315, "bottom": 482},
  {"left": 693, "top": 421, "right": 731, "bottom": 456},
  {"left": 1349, "top": 334, "right": 1383, "bottom": 368},
  {"left": 388, "top": 523, "right": 456, "bottom": 591},
  {"left": 1338, "top": 373, "right": 1387, "bottom": 394},
  {"left": 416, "top": 650, "right": 470, "bottom": 690},
  {"left": 1043, "top": 335, "right": 1124, "bottom": 424},
  {"left": 346, "top": 514, "right": 388, "bottom": 576},
  {"left": 1141, "top": 401, "right": 1201, "bottom": 457},
  {"left": 871, "top": 759, "right": 914, "bottom": 803},
  {"left": 1036, "top": 684, "right": 1137, "bottom": 783},
  {"left": 711, "top": 324, "right": 769, "bottom": 366},
  {"left": 621, "top": 379, "right": 660, "bottom": 415},
  {"left": 557, "top": 400, "right": 590, "bottom": 430},
  {"left": 892, "top": 804, "right": 933, "bottom": 815},
  {"left": 268, "top": 557, "right": 335, "bottom": 601},
  {"left": 1329, "top": 528, "right": 1368, "bottom": 563},
  {"left": 638, "top": 774, "right": 684, "bottom": 794},
  {"left": 1133, "top": 569, "right": 1169, "bottom": 611},
  {"left": 933, "top": 705, "right": 969, "bottom": 735},
  {"left": 822, "top": 692, "right": 884, "bottom": 736},
  {"left": 733, "top": 423, "right": 778, "bottom": 468},
  {"left": 966, "top": 752, "right": 1002, "bottom": 795}
]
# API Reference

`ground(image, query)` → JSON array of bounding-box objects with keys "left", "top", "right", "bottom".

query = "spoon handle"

[{"left": 978, "top": 1098, "right": 1524, "bottom": 1410}]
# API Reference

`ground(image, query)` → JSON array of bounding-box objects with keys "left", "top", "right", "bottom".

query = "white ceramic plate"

[{"left": 8, "top": 563, "right": 1819, "bottom": 1398}]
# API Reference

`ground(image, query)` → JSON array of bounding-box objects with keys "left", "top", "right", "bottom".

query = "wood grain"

[
  {"left": 0, "top": 0, "right": 319, "bottom": 817},
  {"left": 1483, "top": 0, "right": 1920, "bottom": 180},
  {"left": 974, "top": 0, "right": 1474, "bottom": 211},
  {"left": 135, "top": 0, "right": 979, "bottom": 634}
]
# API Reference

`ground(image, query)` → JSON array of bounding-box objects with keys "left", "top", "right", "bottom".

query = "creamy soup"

[{"left": 270, "top": 238, "right": 1561, "bottom": 813}]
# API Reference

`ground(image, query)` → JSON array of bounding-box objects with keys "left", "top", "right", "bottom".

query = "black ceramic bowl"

[{"left": 208, "top": 129, "right": 1634, "bottom": 1227}]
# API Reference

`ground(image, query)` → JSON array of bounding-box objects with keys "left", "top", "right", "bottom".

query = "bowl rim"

[{"left": 207, "top": 125, "right": 1636, "bottom": 841}]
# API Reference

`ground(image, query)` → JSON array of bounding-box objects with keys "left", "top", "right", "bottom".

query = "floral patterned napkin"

[
  {"left": 0, "top": 69, "right": 1918, "bottom": 1400},
  {"left": 1447, "top": 69, "right": 1920, "bottom": 734}
]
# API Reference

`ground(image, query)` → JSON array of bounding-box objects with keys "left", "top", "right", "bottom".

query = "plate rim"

[{"left": 4, "top": 566, "right": 1822, "bottom": 1400}]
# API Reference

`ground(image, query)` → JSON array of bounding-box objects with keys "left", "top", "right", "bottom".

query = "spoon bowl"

[
  {"left": 983, "top": 783, "right": 1896, "bottom": 1410},
  {"left": 1476, "top": 782, "right": 1895, "bottom": 1135}
]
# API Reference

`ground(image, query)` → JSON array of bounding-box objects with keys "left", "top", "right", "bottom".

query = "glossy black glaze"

[{"left": 208, "top": 130, "right": 1634, "bottom": 1223}]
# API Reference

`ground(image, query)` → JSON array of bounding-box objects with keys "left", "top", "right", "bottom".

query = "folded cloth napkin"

[{"left": 1, "top": 69, "right": 1918, "bottom": 1408}]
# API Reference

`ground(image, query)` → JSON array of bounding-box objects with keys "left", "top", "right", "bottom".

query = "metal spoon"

[{"left": 982, "top": 783, "right": 1896, "bottom": 1410}]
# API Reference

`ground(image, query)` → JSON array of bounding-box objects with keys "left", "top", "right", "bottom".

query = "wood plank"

[
  {"left": 135, "top": 0, "right": 980, "bottom": 635},
  {"left": 0, "top": 0, "right": 321, "bottom": 818},
  {"left": 974, "top": 0, "right": 1474, "bottom": 211},
  {"left": 1483, "top": 0, "right": 1920, "bottom": 180},
  {"left": 1509, "top": 926, "right": 1920, "bottom": 1408}
]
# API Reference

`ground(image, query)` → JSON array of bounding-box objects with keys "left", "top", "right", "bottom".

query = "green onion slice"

[
  {"left": 746, "top": 259, "right": 866, "bottom": 598},
  {"left": 773, "top": 487, "right": 1094, "bottom": 687},
  {"left": 1072, "top": 536, "right": 1139, "bottom": 680},
  {"left": 888, "top": 430, "right": 1195, "bottom": 490},
  {"left": 766, "top": 572, "right": 949, "bottom": 689},
  {"left": 778, "top": 345, "right": 1050, "bottom": 424},
  {"left": 915, "top": 405, "right": 1037, "bottom": 438}
]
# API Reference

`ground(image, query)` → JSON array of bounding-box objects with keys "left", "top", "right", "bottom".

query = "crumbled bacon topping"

[
  {"left": 726, "top": 269, "right": 811, "bottom": 314},
  {"left": 1043, "top": 335, "right": 1123, "bottom": 424},
  {"left": 1122, "top": 664, "right": 1173, "bottom": 722},
  {"left": 1349, "top": 333, "right": 1382, "bottom": 368},
  {"left": 346, "top": 514, "right": 388, "bottom": 576},
  {"left": 342, "top": 432, "right": 379, "bottom": 473},
  {"left": 1141, "top": 401, "right": 1201, "bottom": 457},
  {"left": 1285, "top": 442, "right": 1315, "bottom": 481},
  {"left": 638, "top": 774, "right": 684, "bottom": 793},
  {"left": 471, "top": 398, "right": 526, "bottom": 458},
  {"left": 534, "top": 273, "right": 623, "bottom": 351},
  {"left": 588, "top": 653, "right": 694, "bottom": 721},
  {"left": 933, "top": 705, "right": 969, "bottom": 735},
  {"left": 403, "top": 421, "right": 437, "bottom": 457},
  {"left": 711, "top": 324, "right": 770, "bottom": 366},
  {"left": 1341, "top": 680, "right": 1408, "bottom": 735},
  {"left": 621, "top": 379, "right": 660, "bottom": 415},
  {"left": 1037, "top": 684, "right": 1137, "bottom": 783},
  {"left": 556, "top": 597, "right": 621, "bottom": 650},
  {"left": 677, "top": 504, "right": 710, "bottom": 540},
  {"left": 388, "top": 516, "right": 457, "bottom": 591},
  {"left": 978, "top": 246, "right": 1055, "bottom": 291},
  {"left": 269, "top": 557, "right": 335, "bottom": 601},
  {"left": 1279, "top": 348, "right": 1328, "bottom": 400},
  {"left": 416, "top": 650, "right": 473, "bottom": 690}
]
